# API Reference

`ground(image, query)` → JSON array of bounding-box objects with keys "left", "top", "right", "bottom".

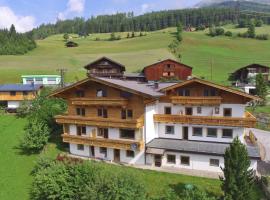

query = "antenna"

[{"left": 57, "top": 68, "right": 67, "bottom": 88}]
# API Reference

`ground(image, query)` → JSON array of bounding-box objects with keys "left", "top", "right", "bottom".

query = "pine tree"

[
  {"left": 256, "top": 73, "right": 268, "bottom": 102},
  {"left": 247, "top": 22, "right": 256, "bottom": 38},
  {"left": 220, "top": 137, "right": 255, "bottom": 200},
  {"left": 176, "top": 23, "right": 183, "bottom": 42}
]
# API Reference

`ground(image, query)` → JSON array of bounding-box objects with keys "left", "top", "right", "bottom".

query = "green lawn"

[{"left": 0, "top": 26, "right": 270, "bottom": 84}]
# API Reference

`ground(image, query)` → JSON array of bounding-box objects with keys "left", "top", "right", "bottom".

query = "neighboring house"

[
  {"left": 0, "top": 84, "right": 42, "bottom": 111},
  {"left": 84, "top": 57, "right": 126, "bottom": 78},
  {"left": 230, "top": 64, "right": 270, "bottom": 94},
  {"left": 142, "top": 59, "right": 193, "bottom": 82},
  {"left": 50, "top": 68, "right": 261, "bottom": 174},
  {"left": 21, "top": 75, "right": 61, "bottom": 86}
]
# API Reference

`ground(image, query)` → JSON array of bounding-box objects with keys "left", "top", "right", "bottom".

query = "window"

[
  {"left": 76, "top": 107, "right": 85, "bottom": 116},
  {"left": 120, "top": 91, "right": 133, "bottom": 98},
  {"left": 120, "top": 129, "right": 135, "bottom": 139},
  {"left": 181, "top": 156, "right": 190, "bottom": 165},
  {"left": 164, "top": 107, "right": 171, "bottom": 114},
  {"left": 178, "top": 89, "right": 190, "bottom": 96},
  {"left": 165, "top": 125, "right": 174, "bottom": 134},
  {"left": 47, "top": 77, "right": 56, "bottom": 82},
  {"left": 97, "top": 128, "right": 108, "bottom": 138},
  {"left": 76, "top": 90, "right": 85, "bottom": 97},
  {"left": 222, "top": 129, "right": 233, "bottom": 138},
  {"left": 26, "top": 78, "right": 34, "bottom": 84},
  {"left": 77, "top": 126, "right": 86, "bottom": 136},
  {"left": 203, "top": 89, "right": 209, "bottom": 96},
  {"left": 121, "top": 109, "right": 133, "bottom": 119},
  {"left": 23, "top": 91, "right": 28, "bottom": 96},
  {"left": 167, "top": 154, "right": 176, "bottom": 164},
  {"left": 126, "top": 150, "right": 135, "bottom": 158},
  {"left": 215, "top": 107, "right": 220, "bottom": 114},
  {"left": 207, "top": 128, "right": 217, "bottom": 137},
  {"left": 192, "top": 127, "right": 203, "bottom": 136},
  {"left": 100, "top": 147, "right": 107, "bottom": 157},
  {"left": 204, "top": 89, "right": 216, "bottom": 96},
  {"left": 35, "top": 78, "right": 43, "bottom": 84},
  {"left": 197, "top": 107, "right": 202, "bottom": 114},
  {"left": 96, "top": 89, "right": 107, "bottom": 97},
  {"left": 97, "top": 108, "right": 108, "bottom": 118},
  {"left": 210, "top": 89, "right": 216, "bottom": 96},
  {"left": 77, "top": 144, "right": 84, "bottom": 150},
  {"left": 223, "top": 108, "right": 232, "bottom": 117},
  {"left": 10, "top": 91, "right": 16, "bottom": 96},
  {"left": 210, "top": 159, "right": 220, "bottom": 167}
]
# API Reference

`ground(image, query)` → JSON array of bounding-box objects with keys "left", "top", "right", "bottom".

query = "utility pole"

[
  {"left": 57, "top": 68, "right": 67, "bottom": 88},
  {"left": 210, "top": 58, "right": 213, "bottom": 81}
]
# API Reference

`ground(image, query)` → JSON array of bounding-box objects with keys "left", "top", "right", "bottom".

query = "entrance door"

[
  {"left": 90, "top": 146, "right": 95, "bottom": 157},
  {"left": 185, "top": 107, "right": 193, "bottom": 115},
  {"left": 183, "top": 127, "right": 189, "bottom": 140},
  {"left": 154, "top": 155, "right": 162, "bottom": 167},
  {"left": 114, "top": 149, "right": 120, "bottom": 162}
]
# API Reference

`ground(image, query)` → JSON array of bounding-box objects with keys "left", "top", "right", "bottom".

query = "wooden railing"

[
  {"left": 153, "top": 112, "right": 256, "bottom": 128},
  {"left": 55, "top": 115, "right": 144, "bottom": 129},
  {"left": 171, "top": 96, "right": 222, "bottom": 105},
  {"left": 62, "top": 134, "right": 144, "bottom": 150},
  {"left": 70, "top": 98, "right": 128, "bottom": 107}
]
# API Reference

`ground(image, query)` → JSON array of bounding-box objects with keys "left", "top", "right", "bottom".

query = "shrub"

[
  {"left": 238, "top": 32, "right": 249, "bottom": 38},
  {"left": 65, "top": 41, "right": 78, "bottom": 47},
  {"left": 255, "top": 19, "right": 263, "bottom": 27},
  {"left": 95, "top": 37, "right": 100, "bottom": 41},
  {"left": 225, "top": 31, "right": 233, "bottom": 37},
  {"left": 208, "top": 26, "right": 224, "bottom": 37},
  {"left": 256, "top": 34, "right": 269, "bottom": 40},
  {"left": 215, "top": 27, "right": 225, "bottom": 36},
  {"left": 196, "top": 24, "right": 206, "bottom": 31}
]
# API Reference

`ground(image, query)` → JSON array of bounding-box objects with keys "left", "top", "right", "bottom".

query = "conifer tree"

[
  {"left": 247, "top": 22, "right": 256, "bottom": 38},
  {"left": 256, "top": 73, "right": 268, "bottom": 102},
  {"left": 220, "top": 137, "right": 255, "bottom": 200}
]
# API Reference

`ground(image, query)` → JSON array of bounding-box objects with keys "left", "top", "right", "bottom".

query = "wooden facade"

[
  {"left": 142, "top": 59, "right": 192, "bottom": 81},
  {"left": 0, "top": 91, "right": 36, "bottom": 101},
  {"left": 84, "top": 57, "right": 126, "bottom": 78}
]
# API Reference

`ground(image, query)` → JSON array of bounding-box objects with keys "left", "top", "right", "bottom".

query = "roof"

[
  {"left": 84, "top": 57, "right": 126, "bottom": 71},
  {"left": 50, "top": 77, "right": 175, "bottom": 98},
  {"left": 160, "top": 77, "right": 262, "bottom": 101},
  {"left": 146, "top": 138, "right": 260, "bottom": 159},
  {"left": 232, "top": 63, "right": 270, "bottom": 74},
  {"left": 21, "top": 75, "right": 61, "bottom": 78},
  {"left": 142, "top": 59, "right": 193, "bottom": 72},
  {"left": 124, "top": 72, "right": 145, "bottom": 78},
  {"left": 0, "top": 84, "right": 42, "bottom": 92}
]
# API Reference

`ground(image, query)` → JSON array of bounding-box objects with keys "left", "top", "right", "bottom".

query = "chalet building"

[
  {"left": 0, "top": 84, "right": 42, "bottom": 112},
  {"left": 22, "top": 75, "right": 61, "bottom": 86},
  {"left": 84, "top": 57, "right": 192, "bottom": 82},
  {"left": 51, "top": 69, "right": 261, "bottom": 173},
  {"left": 142, "top": 59, "right": 192, "bottom": 82},
  {"left": 230, "top": 64, "right": 270, "bottom": 94}
]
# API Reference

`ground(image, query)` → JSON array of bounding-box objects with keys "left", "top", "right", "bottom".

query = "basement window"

[
  {"left": 165, "top": 125, "right": 174, "bottom": 134},
  {"left": 210, "top": 159, "right": 220, "bottom": 167},
  {"left": 167, "top": 154, "right": 176, "bottom": 164},
  {"left": 222, "top": 129, "right": 233, "bottom": 138},
  {"left": 181, "top": 156, "right": 190, "bottom": 166},
  {"left": 126, "top": 150, "right": 135, "bottom": 158},
  {"left": 207, "top": 128, "right": 217, "bottom": 137},
  {"left": 77, "top": 144, "right": 84, "bottom": 151},
  {"left": 100, "top": 147, "right": 107, "bottom": 157}
]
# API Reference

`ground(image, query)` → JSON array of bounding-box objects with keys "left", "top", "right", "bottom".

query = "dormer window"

[{"left": 96, "top": 89, "right": 107, "bottom": 97}]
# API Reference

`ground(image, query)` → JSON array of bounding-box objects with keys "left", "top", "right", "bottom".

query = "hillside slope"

[
  {"left": 196, "top": 0, "right": 270, "bottom": 7},
  {"left": 0, "top": 27, "right": 270, "bottom": 84}
]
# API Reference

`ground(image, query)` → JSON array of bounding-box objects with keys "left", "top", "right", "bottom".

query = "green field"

[{"left": 0, "top": 26, "right": 270, "bottom": 84}]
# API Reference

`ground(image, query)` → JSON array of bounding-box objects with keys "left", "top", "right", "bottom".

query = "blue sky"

[{"left": 0, "top": 0, "right": 201, "bottom": 32}]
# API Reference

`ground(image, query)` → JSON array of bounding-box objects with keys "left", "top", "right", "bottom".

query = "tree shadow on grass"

[{"left": 48, "top": 133, "right": 68, "bottom": 152}]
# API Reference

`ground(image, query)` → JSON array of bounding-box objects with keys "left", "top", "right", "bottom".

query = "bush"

[
  {"left": 238, "top": 32, "right": 249, "bottom": 38},
  {"left": 95, "top": 37, "right": 100, "bottom": 41},
  {"left": 196, "top": 24, "right": 206, "bottom": 31},
  {"left": 256, "top": 34, "right": 269, "bottom": 40},
  {"left": 65, "top": 41, "right": 78, "bottom": 47},
  {"left": 215, "top": 27, "right": 225, "bottom": 36},
  {"left": 208, "top": 26, "right": 224, "bottom": 37},
  {"left": 224, "top": 31, "right": 233, "bottom": 37},
  {"left": 31, "top": 160, "right": 148, "bottom": 200},
  {"left": 255, "top": 19, "right": 263, "bottom": 27}
]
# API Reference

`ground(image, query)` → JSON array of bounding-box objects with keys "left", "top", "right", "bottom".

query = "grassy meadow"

[{"left": 0, "top": 25, "right": 270, "bottom": 84}]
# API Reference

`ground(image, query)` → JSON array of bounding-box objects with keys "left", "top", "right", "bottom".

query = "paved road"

[{"left": 249, "top": 128, "right": 270, "bottom": 175}]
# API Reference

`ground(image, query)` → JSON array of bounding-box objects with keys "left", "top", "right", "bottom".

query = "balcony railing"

[
  {"left": 70, "top": 98, "right": 128, "bottom": 107},
  {"left": 171, "top": 96, "right": 222, "bottom": 105},
  {"left": 153, "top": 112, "right": 256, "bottom": 128},
  {"left": 62, "top": 134, "right": 143, "bottom": 150},
  {"left": 55, "top": 115, "right": 144, "bottom": 129}
]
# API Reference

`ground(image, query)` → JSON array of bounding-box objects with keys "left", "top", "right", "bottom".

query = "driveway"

[{"left": 249, "top": 128, "right": 270, "bottom": 175}]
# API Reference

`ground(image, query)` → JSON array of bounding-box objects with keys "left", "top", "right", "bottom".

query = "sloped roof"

[
  {"left": 160, "top": 78, "right": 262, "bottom": 101},
  {"left": 146, "top": 138, "right": 260, "bottom": 159},
  {"left": 49, "top": 76, "right": 174, "bottom": 98},
  {"left": 142, "top": 59, "right": 193, "bottom": 72},
  {"left": 0, "top": 84, "right": 42, "bottom": 92},
  {"left": 232, "top": 63, "right": 270, "bottom": 74},
  {"left": 84, "top": 57, "right": 126, "bottom": 71}
]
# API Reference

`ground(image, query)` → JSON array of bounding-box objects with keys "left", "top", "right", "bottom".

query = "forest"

[
  {"left": 0, "top": 25, "right": 36, "bottom": 55},
  {"left": 31, "top": 7, "right": 270, "bottom": 39}
]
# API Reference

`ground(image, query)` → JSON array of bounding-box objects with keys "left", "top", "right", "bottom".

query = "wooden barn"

[{"left": 142, "top": 59, "right": 192, "bottom": 82}]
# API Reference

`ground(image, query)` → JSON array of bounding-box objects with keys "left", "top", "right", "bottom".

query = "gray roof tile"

[{"left": 0, "top": 84, "right": 42, "bottom": 92}]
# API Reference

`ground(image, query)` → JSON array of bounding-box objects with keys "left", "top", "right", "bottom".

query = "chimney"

[{"left": 154, "top": 82, "right": 159, "bottom": 89}]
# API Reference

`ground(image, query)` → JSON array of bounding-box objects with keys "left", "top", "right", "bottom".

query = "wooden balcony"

[
  {"left": 171, "top": 96, "right": 222, "bottom": 105},
  {"left": 62, "top": 134, "right": 144, "bottom": 150},
  {"left": 153, "top": 112, "right": 256, "bottom": 128},
  {"left": 70, "top": 98, "right": 128, "bottom": 107},
  {"left": 55, "top": 115, "right": 144, "bottom": 129}
]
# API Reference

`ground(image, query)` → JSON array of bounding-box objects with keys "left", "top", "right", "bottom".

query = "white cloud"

[
  {"left": 0, "top": 6, "right": 35, "bottom": 33},
  {"left": 141, "top": 3, "right": 155, "bottom": 13},
  {"left": 58, "top": 0, "right": 85, "bottom": 20}
]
